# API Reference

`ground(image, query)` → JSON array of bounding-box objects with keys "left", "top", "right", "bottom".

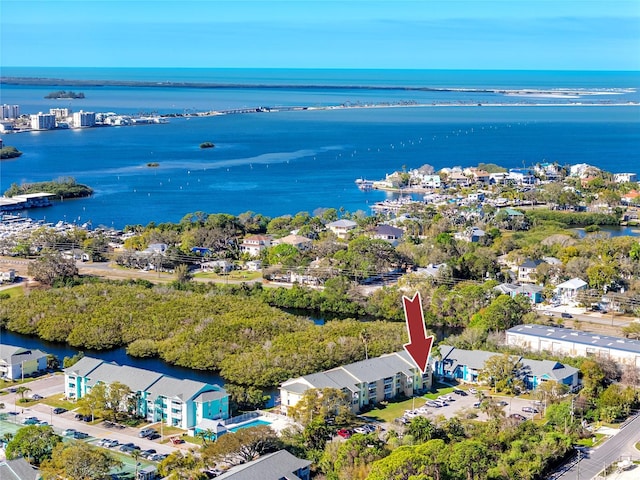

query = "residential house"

[
  {"left": 327, "top": 219, "right": 357, "bottom": 239},
  {"left": 508, "top": 168, "right": 536, "bottom": 185},
  {"left": 472, "top": 169, "right": 491, "bottom": 185},
  {"left": 554, "top": 278, "right": 588, "bottom": 304},
  {"left": 448, "top": 172, "right": 470, "bottom": 187},
  {"left": 245, "top": 260, "right": 262, "bottom": 271},
  {"left": 64, "top": 357, "right": 229, "bottom": 433},
  {"left": 272, "top": 234, "right": 313, "bottom": 251},
  {"left": 415, "top": 263, "right": 447, "bottom": 278},
  {"left": 435, "top": 345, "right": 579, "bottom": 391},
  {"left": 454, "top": 226, "right": 485, "bottom": 243},
  {"left": 0, "top": 344, "right": 48, "bottom": 380},
  {"left": 201, "top": 260, "right": 234, "bottom": 273},
  {"left": 614, "top": 173, "right": 637, "bottom": 183},
  {"left": 506, "top": 324, "right": 640, "bottom": 367},
  {"left": 215, "top": 450, "right": 312, "bottom": 480},
  {"left": 420, "top": 174, "right": 442, "bottom": 188},
  {"left": 512, "top": 284, "right": 544, "bottom": 304},
  {"left": 518, "top": 259, "right": 545, "bottom": 283},
  {"left": 240, "top": 235, "right": 272, "bottom": 257},
  {"left": 494, "top": 283, "right": 544, "bottom": 304},
  {"left": 0, "top": 457, "right": 41, "bottom": 480},
  {"left": 372, "top": 224, "right": 404, "bottom": 245},
  {"left": 280, "top": 351, "right": 432, "bottom": 415}
]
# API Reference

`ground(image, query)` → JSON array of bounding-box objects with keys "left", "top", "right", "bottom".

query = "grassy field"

[
  {"left": 576, "top": 433, "right": 606, "bottom": 447},
  {"left": 363, "top": 396, "right": 427, "bottom": 423},
  {"left": 0, "top": 285, "right": 24, "bottom": 299},
  {"left": 194, "top": 270, "right": 262, "bottom": 281},
  {"left": 42, "top": 394, "right": 79, "bottom": 411}
]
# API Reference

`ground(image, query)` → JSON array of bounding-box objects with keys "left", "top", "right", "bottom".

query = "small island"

[
  {"left": 0, "top": 146, "right": 23, "bottom": 160},
  {"left": 4, "top": 177, "right": 93, "bottom": 199},
  {"left": 200, "top": 142, "right": 215, "bottom": 149},
  {"left": 44, "top": 90, "right": 85, "bottom": 99}
]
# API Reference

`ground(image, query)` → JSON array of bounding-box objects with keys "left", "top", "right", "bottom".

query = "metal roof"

[
  {"left": 215, "top": 450, "right": 311, "bottom": 480},
  {"left": 508, "top": 324, "right": 640, "bottom": 355}
]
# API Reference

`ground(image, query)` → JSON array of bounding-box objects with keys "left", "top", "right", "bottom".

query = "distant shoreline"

[{"left": 1, "top": 76, "right": 636, "bottom": 97}]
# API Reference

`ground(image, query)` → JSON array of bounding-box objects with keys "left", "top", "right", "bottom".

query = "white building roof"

[{"left": 556, "top": 278, "right": 588, "bottom": 290}]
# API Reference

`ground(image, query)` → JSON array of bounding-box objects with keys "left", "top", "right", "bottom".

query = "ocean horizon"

[{"left": 1, "top": 68, "right": 639, "bottom": 229}]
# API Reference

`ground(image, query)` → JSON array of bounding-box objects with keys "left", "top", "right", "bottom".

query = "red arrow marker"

[{"left": 402, "top": 292, "right": 434, "bottom": 373}]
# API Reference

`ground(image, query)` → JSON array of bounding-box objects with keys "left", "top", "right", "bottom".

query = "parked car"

[
  {"left": 53, "top": 407, "right": 67, "bottom": 414},
  {"left": 74, "top": 413, "right": 84, "bottom": 420},
  {"left": 522, "top": 406, "right": 539, "bottom": 413},
  {"left": 561, "top": 313, "right": 573, "bottom": 319},
  {"left": 147, "top": 432, "right": 161, "bottom": 440},
  {"left": 337, "top": 429, "right": 352, "bottom": 439},
  {"left": 469, "top": 388, "right": 478, "bottom": 394},
  {"left": 453, "top": 389, "right": 468, "bottom": 396},
  {"left": 31, "top": 394, "right": 44, "bottom": 400},
  {"left": 22, "top": 417, "right": 40, "bottom": 425},
  {"left": 496, "top": 401, "right": 509, "bottom": 407},
  {"left": 104, "top": 439, "right": 119, "bottom": 448},
  {"left": 139, "top": 428, "right": 157, "bottom": 438},
  {"left": 73, "top": 431, "right": 89, "bottom": 439},
  {"left": 140, "top": 449, "right": 157, "bottom": 459},
  {"left": 543, "top": 311, "right": 554, "bottom": 316},
  {"left": 150, "top": 453, "right": 168, "bottom": 462},
  {"left": 473, "top": 402, "right": 481, "bottom": 408},
  {"left": 509, "top": 414, "right": 527, "bottom": 421},
  {"left": 63, "top": 429, "right": 77, "bottom": 436}
]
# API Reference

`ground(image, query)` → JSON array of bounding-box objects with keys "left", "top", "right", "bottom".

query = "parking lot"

[
  {"left": 399, "top": 388, "right": 544, "bottom": 423},
  {"left": 1, "top": 374, "right": 184, "bottom": 460}
]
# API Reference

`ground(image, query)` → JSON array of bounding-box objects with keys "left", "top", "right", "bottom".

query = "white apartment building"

[
  {"left": 1, "top": 104, "right": 20, "bottom": 119},
  {"left": 507, "top": 324, "right": 640, "bottom": 367},
  {"left": 30, "top": 112, "right": 56, "bottom": 130},
  {"left": 72, "top": 110, "right": 96, "bottom": 127},
  {"left": 50, "top": 107, "right": 72, "bottom": 120}
]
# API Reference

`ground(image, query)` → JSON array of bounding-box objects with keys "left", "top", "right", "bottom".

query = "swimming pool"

[{"left": 227, "top": 419, "right": 271, "bottom": 432}]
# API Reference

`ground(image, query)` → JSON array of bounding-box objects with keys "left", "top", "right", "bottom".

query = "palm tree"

[{"left": 15, "top": 386, "right": 31, "bottom": 403}]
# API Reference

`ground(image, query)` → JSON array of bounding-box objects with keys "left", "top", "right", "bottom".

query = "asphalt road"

[{"left": 555, "top": 414, "right": 640, "bottom": 480}]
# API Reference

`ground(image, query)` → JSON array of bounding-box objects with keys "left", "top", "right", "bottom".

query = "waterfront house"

[
  {"left": 0, "top": 344, "right": 48, "bottom": 380},
  {"left": 448, "top": 172, "right": 470, "bottom": 187},
  {"left": 240, "top": 235, "right": 272, "bottom": 257},
  {"left": 507, "top": 324, "right": 640, "bottom": 367},
  {"left": 554, "top": 278, "right": 588, "bottom": 304},
  {"left": 215, "top": 450, "right": 312, "bottom": 480},
  {"left": 245, "top": 260, "right": 262, "bottom": 271},
  {"left": 326, "top": 219, "right": 357, "bottom": 239},
  {"left": 280, "top": 351, "right": 432, "bottom": 415},
  {"left": 64, "top": 357, "right": 229, "bottom": 433},
  {"left": 509, "top": 168, "right": 536, "bottom": 185}
]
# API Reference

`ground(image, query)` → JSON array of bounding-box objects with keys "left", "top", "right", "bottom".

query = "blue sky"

[{"left": 2, "top": 1, "right": 639, "bottom": 70}]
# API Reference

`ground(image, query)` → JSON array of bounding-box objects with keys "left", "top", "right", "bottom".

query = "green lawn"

[
  {"left": 195, "top": 270, "right": 262, "bottom": 281},
  {"left": 0, "top": 285, "right": 24, "bottom": 299},
  {"left": 576, "top": 433, "right": 606, "bottom": 447},
  {"left": 363, "top": 397, "right": 427, "bottom": 423},
  {"left": 42, "top": 394, "right": 78, "bottom": 411}
]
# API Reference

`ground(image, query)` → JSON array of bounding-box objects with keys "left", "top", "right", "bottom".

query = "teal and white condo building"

[{"left": 64, "top": 357, "right": 229, "bottom": 431}]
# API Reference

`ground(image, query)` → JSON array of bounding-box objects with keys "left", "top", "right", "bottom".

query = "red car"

[{"left": 337, "top": 428, "right": 352, "bottom": 439}]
